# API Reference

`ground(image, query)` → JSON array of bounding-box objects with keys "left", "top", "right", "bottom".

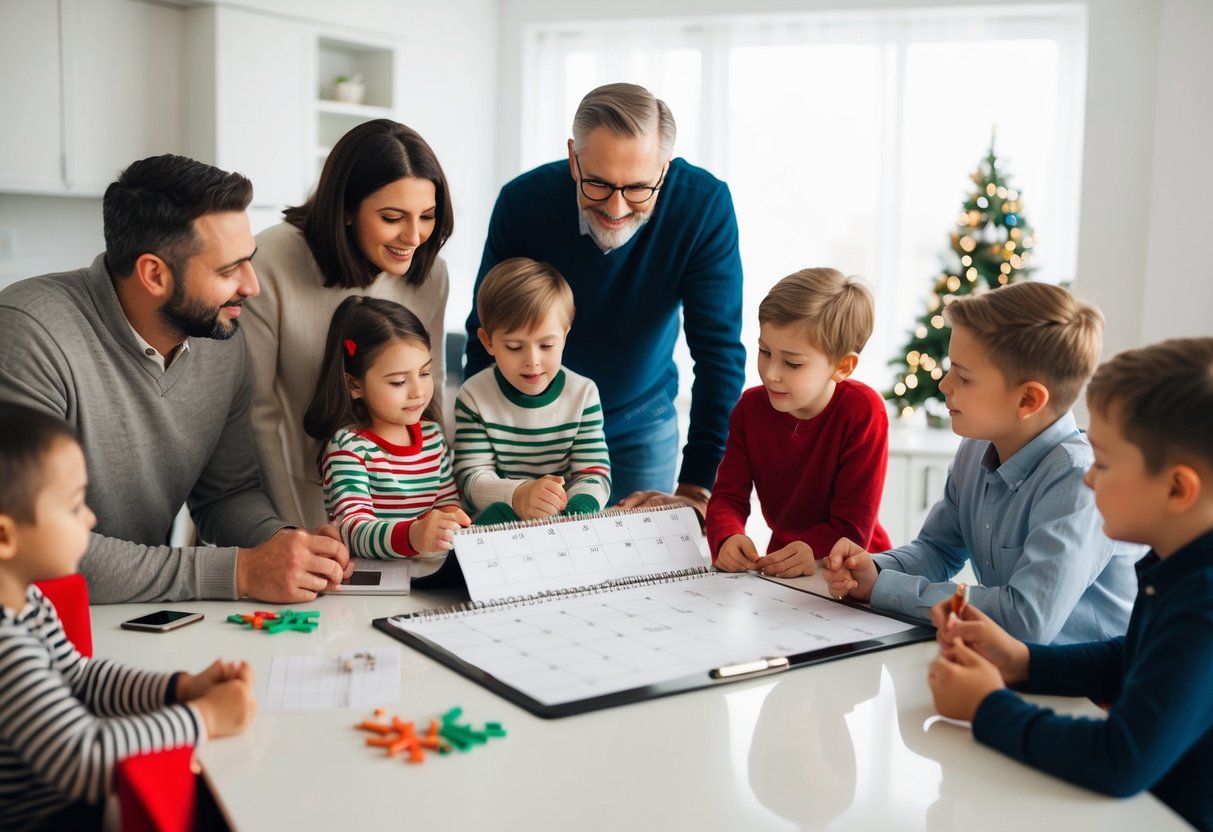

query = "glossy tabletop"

[{"left": 91, "top": 574, "right": 1187, "bottom": 831}]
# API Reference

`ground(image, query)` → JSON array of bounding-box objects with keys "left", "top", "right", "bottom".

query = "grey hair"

[{"left": 571, "top": 83, "right": 676, "bottom": 158}]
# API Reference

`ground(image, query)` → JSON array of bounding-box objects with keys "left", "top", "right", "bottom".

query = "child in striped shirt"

[
  {"left": 0, "top": 403, "right": 255, "bottom": 830},
  {"left": 305, "top": 296, "right": 470, "bottom": 579},
  {"left": 455, "top": 258, "right": 611, "bottom": 523}
]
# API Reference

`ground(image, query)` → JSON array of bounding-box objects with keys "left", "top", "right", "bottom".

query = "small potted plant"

[{"left": 333, "top": 73, "right": 365, "bottom": 105}]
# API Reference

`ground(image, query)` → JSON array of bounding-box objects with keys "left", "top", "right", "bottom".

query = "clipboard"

[{"left": 373, "top": 565, "right": 933, "bottom": 719}]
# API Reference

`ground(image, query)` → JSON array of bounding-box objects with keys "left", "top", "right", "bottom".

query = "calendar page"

[{"left": 453, "top": 507, "right": 708, "bottom": 604}]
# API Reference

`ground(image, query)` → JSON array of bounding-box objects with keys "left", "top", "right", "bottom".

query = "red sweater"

[{"left": 706, "top": 381, "right": 891, "bottom": 560}]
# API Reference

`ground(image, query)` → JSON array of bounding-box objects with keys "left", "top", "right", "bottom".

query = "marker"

[
  {"left": 710, "top": 656, "right": 790, "bottom": 679},
  {"left": 949, "top": 583, "right": 970, "bottom": 621}
]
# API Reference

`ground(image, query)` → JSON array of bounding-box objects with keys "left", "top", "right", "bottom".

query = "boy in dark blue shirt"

[{"left": 927, "top": 337, "right": 1213, "bottom": 831}]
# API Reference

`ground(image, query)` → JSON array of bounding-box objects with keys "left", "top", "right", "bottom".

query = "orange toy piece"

[{"left": 355, "top": 720, "right": 394, "bottom": 735}]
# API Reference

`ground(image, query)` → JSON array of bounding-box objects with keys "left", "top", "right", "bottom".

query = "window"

[{"left": 522, "top": 5, "right": 1087, "bottom": 404}]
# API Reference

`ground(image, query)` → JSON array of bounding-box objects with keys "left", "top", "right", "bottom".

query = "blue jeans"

[{"left": 607, "top": 392, "right": 679, "bottom": 504}]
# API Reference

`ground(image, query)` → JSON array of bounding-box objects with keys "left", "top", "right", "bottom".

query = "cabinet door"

[
  {"left": 214, "top": 7, "right": 310, "bottom": 211},
  {"left": 879, "top": 454, "right": 910, "bottom": 545},
  {"left": 59, "top": 0, "right": 185, "bottom": 194},
  {"left": 0, "top": 0, "right": 64, "bottom": 193},
  {"left": 906, "top": 456, "right": 949, "bottom": 537}
]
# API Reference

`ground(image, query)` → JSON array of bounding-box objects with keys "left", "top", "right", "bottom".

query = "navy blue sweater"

[
  {"left": 464, "top": 158, "right": 746, "bottom": 490},
  {"left": 974, "top": 529, "right": 1213, "bottom": 830}
]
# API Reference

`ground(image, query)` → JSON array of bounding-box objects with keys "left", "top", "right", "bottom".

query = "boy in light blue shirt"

[{"left": 824, "top": 282, "right": 1140, "bottom": 643}]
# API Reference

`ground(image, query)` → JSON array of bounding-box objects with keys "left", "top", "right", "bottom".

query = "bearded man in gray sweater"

[{"left": 0, "top": 155, "right": 349, "bottom": 603}]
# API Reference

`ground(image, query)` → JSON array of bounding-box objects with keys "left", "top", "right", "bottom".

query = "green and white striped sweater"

[{"left": 453, "top": 366, "right": 611, "bottom": 514}]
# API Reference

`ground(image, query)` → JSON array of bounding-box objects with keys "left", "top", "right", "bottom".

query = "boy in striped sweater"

[
  {"left": 455, "top": 258, "right": 611, "bottom": 523},
  {"left": 0, "top": 403, "right": 255, "bottom": 830}
]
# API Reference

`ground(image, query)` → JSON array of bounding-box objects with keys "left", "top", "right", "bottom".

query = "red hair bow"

[{"left": 344, "top": 338, "right": 357, "bottom": 357}]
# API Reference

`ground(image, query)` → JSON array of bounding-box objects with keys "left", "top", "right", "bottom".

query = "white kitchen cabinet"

[
  {"left": 185, "top": 5, "right": 311, "bottom": 212},
  {"left": 0, "top": 0, "right": 184, "bottom": 196},
  {"left": 0, "top": 0, "right": 64, "bottom": 194}
]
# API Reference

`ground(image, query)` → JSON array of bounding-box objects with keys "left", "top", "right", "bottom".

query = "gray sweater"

[{"left": 0, "top": 254, "right": 282, "bottom": 602}]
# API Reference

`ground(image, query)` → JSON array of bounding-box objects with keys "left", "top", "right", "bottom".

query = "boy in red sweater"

[{"left": 706, "top": 267, "right": 890, "bottom": 578}]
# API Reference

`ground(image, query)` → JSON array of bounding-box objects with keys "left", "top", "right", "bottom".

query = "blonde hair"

[
  {"left": 571, "top": 83, "right": 676, "bottom": 159},
  {"left": 1087, "top": 337, "right": 1213, "bottom": 473},
  {"left": 944, "top": 281, "right": 1102, "bottom": 413},
  {"left": 477, "top": 258, "right": 575, "bottom": 337},
  {"left": 758, "top": 268, "right": 875, "bottom": 362}
]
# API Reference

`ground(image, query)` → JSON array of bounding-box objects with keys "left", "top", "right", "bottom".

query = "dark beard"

[{"left": 160, "top": 277, "right": 238, "bottom": 341}]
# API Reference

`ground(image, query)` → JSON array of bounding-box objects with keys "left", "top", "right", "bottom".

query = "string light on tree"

[{"left": 886, "top": 135, "right": 1037, "bottom": 420}]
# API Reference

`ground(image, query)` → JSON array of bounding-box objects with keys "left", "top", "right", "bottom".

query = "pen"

[{"left": 710, "top": 656, "right": 790, "bottom": 679}]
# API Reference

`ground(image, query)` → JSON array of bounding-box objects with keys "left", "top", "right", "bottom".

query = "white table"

[{"left": 92, "top": 575, "right": 1187, "bottom": 832}]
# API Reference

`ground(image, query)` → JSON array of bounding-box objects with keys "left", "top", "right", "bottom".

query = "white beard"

[{"left": 579, "top": 205, "right": 650, "bottom": 252}]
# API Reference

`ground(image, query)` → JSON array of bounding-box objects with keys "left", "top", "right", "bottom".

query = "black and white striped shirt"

[{"left": 0, "top": 585, "right": 203, "bottom": 830}]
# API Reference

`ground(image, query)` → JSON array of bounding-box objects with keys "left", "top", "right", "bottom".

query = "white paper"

[
  {"left": 264, "top": 648, "right": 400, "bottom": 711},
  {"left": 453, "top": 506, "right": 707, "bottom": 604},
  {"left": 390, "top": 573, "right": 917, "bottom": 707},
  {"left": 325, "top": 557, "right": 412, "bottom": 595}
]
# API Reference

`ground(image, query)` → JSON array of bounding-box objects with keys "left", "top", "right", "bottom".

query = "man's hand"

[
  {"left": 715, "top": 534, "right": 760, "bottom": 572},
  {"left": 754, "top": 540, "right": 817, "bottom": 578},
  {"left": 236, "top": 528, "right": 349, "bottom": 602},
  {"left": 930, "top": 599, "right": 1030, "bottom": 686},
  {"left": 512, "top": 475, "right": 567, "bottom": 519},
  {"left": 821, "top": 537, "right": 878, "bottom": 601},
  {"left": 616, "top": 483, "right": 709, "bottom": 520},
  {"left": 408, "top": 507, "right": 472, "bottom": 553},
  {"left": 928, "top": 639, "right": 1005, "bottom": 722}
]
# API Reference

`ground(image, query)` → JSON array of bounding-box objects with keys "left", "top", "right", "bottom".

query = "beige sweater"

[{"left": 245, "top": 222, "right": 449, "bottom": 528}]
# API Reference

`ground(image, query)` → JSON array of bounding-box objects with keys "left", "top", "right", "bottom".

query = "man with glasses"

[{"left": 465, "top": 83, "right": 744, "bottom": 520}]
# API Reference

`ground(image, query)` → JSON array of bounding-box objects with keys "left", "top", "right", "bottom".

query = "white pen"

[{"left": 710, "top": 656, "right": 790, "bottom": 679}]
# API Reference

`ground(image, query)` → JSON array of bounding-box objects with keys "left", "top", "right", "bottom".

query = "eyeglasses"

[{"left": 574, "top": 154, "right": 666, "bottom": 204}]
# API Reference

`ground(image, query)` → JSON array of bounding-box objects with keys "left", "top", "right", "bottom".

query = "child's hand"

[
  {"left": 928, "top": 639, "right": 1005, "bottom": 722},
  {"left": 821, "top": 537, "right": 878, "bottom": 601},
  {"left": 715, "top": 534, "right": 760, "bottom": 572},
  {"left": 193, "top": 676, "right": 257, "bottom": 738},
  {"left": 177, "top": 659, "right": 252, "bottom": 703},
  {"left": 754, "top": 541, "right": 817, "bottom": 578},
  {"left": 931, "top": 600, "right": 1030, "bottom": 686},
  {"left": 408, "top": 507, "right": 472, "bottom": 554},
  {"left": 511, "top": 475, "right": 567, "bottom": 520}
]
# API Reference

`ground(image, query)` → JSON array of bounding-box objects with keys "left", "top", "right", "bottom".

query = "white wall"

[
  {"left": 496, "top": 0, "right": 1213, "bottom": 358},
  {"left": 1137, "top": 0, "right": 1213, "bottom": 345}
]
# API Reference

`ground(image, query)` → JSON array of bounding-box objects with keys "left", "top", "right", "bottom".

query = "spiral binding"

[
  {"left": 452, "top": 503, "right": 693, "bottom": 537},
  {"left": 394, "top": 565, "right": 713, "bottom": 624}
]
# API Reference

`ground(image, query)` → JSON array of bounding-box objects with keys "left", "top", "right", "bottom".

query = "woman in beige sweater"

[{"left": 245, "top": 120, "right": 453, "bottom": 527}]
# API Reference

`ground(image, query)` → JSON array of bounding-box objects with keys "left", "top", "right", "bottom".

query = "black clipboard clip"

[{"left": 710, "top": 656, "right": 790, "bottom": 679}]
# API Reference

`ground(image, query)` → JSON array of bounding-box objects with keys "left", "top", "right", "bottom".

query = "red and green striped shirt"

[{"left": 322, "top": 420, "right": 461, "bottom": 558}]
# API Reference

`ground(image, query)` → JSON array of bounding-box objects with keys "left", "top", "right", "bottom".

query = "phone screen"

[{"left": 126, "top": 610, "right": 197, "bottom": 627}]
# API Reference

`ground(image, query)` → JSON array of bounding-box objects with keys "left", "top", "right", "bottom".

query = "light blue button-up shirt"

[{"left": 871, "top": 412, "right": 1141, "bottom": 644}]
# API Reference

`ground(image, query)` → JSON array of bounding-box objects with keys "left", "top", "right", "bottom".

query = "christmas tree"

[{"left": 887, "top": 139, "right": 1036, "bottom": 419}]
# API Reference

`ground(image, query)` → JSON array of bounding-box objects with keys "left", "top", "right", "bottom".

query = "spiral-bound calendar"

[{"left": 373, "top": 507, "right": 933, "bottom": 718}]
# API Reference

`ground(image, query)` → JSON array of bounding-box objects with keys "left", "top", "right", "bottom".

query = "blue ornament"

[{"left": 1005, "top": 213, "right": 1019, "bottom": 226}]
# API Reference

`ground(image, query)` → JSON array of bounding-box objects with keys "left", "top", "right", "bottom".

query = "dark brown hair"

[
  {"left": 103, "top": 154, "right": 252, "bottom": 277},
  {"left": 1087, "top": 337, "right": 1213, "bottom": 473},
  {"left": 285, "top": 120, "right": 452, "bottom": 290},
  {"left": 303, "top": 296, "right": 435, "bottom": 469},
  {"left": 0, "top": 403, "right": 80, "bottom": 523}
]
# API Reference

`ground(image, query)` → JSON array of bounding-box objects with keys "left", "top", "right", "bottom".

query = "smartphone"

[{"left": 120, "top": 610, "right": 205, "bottom": 632}]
